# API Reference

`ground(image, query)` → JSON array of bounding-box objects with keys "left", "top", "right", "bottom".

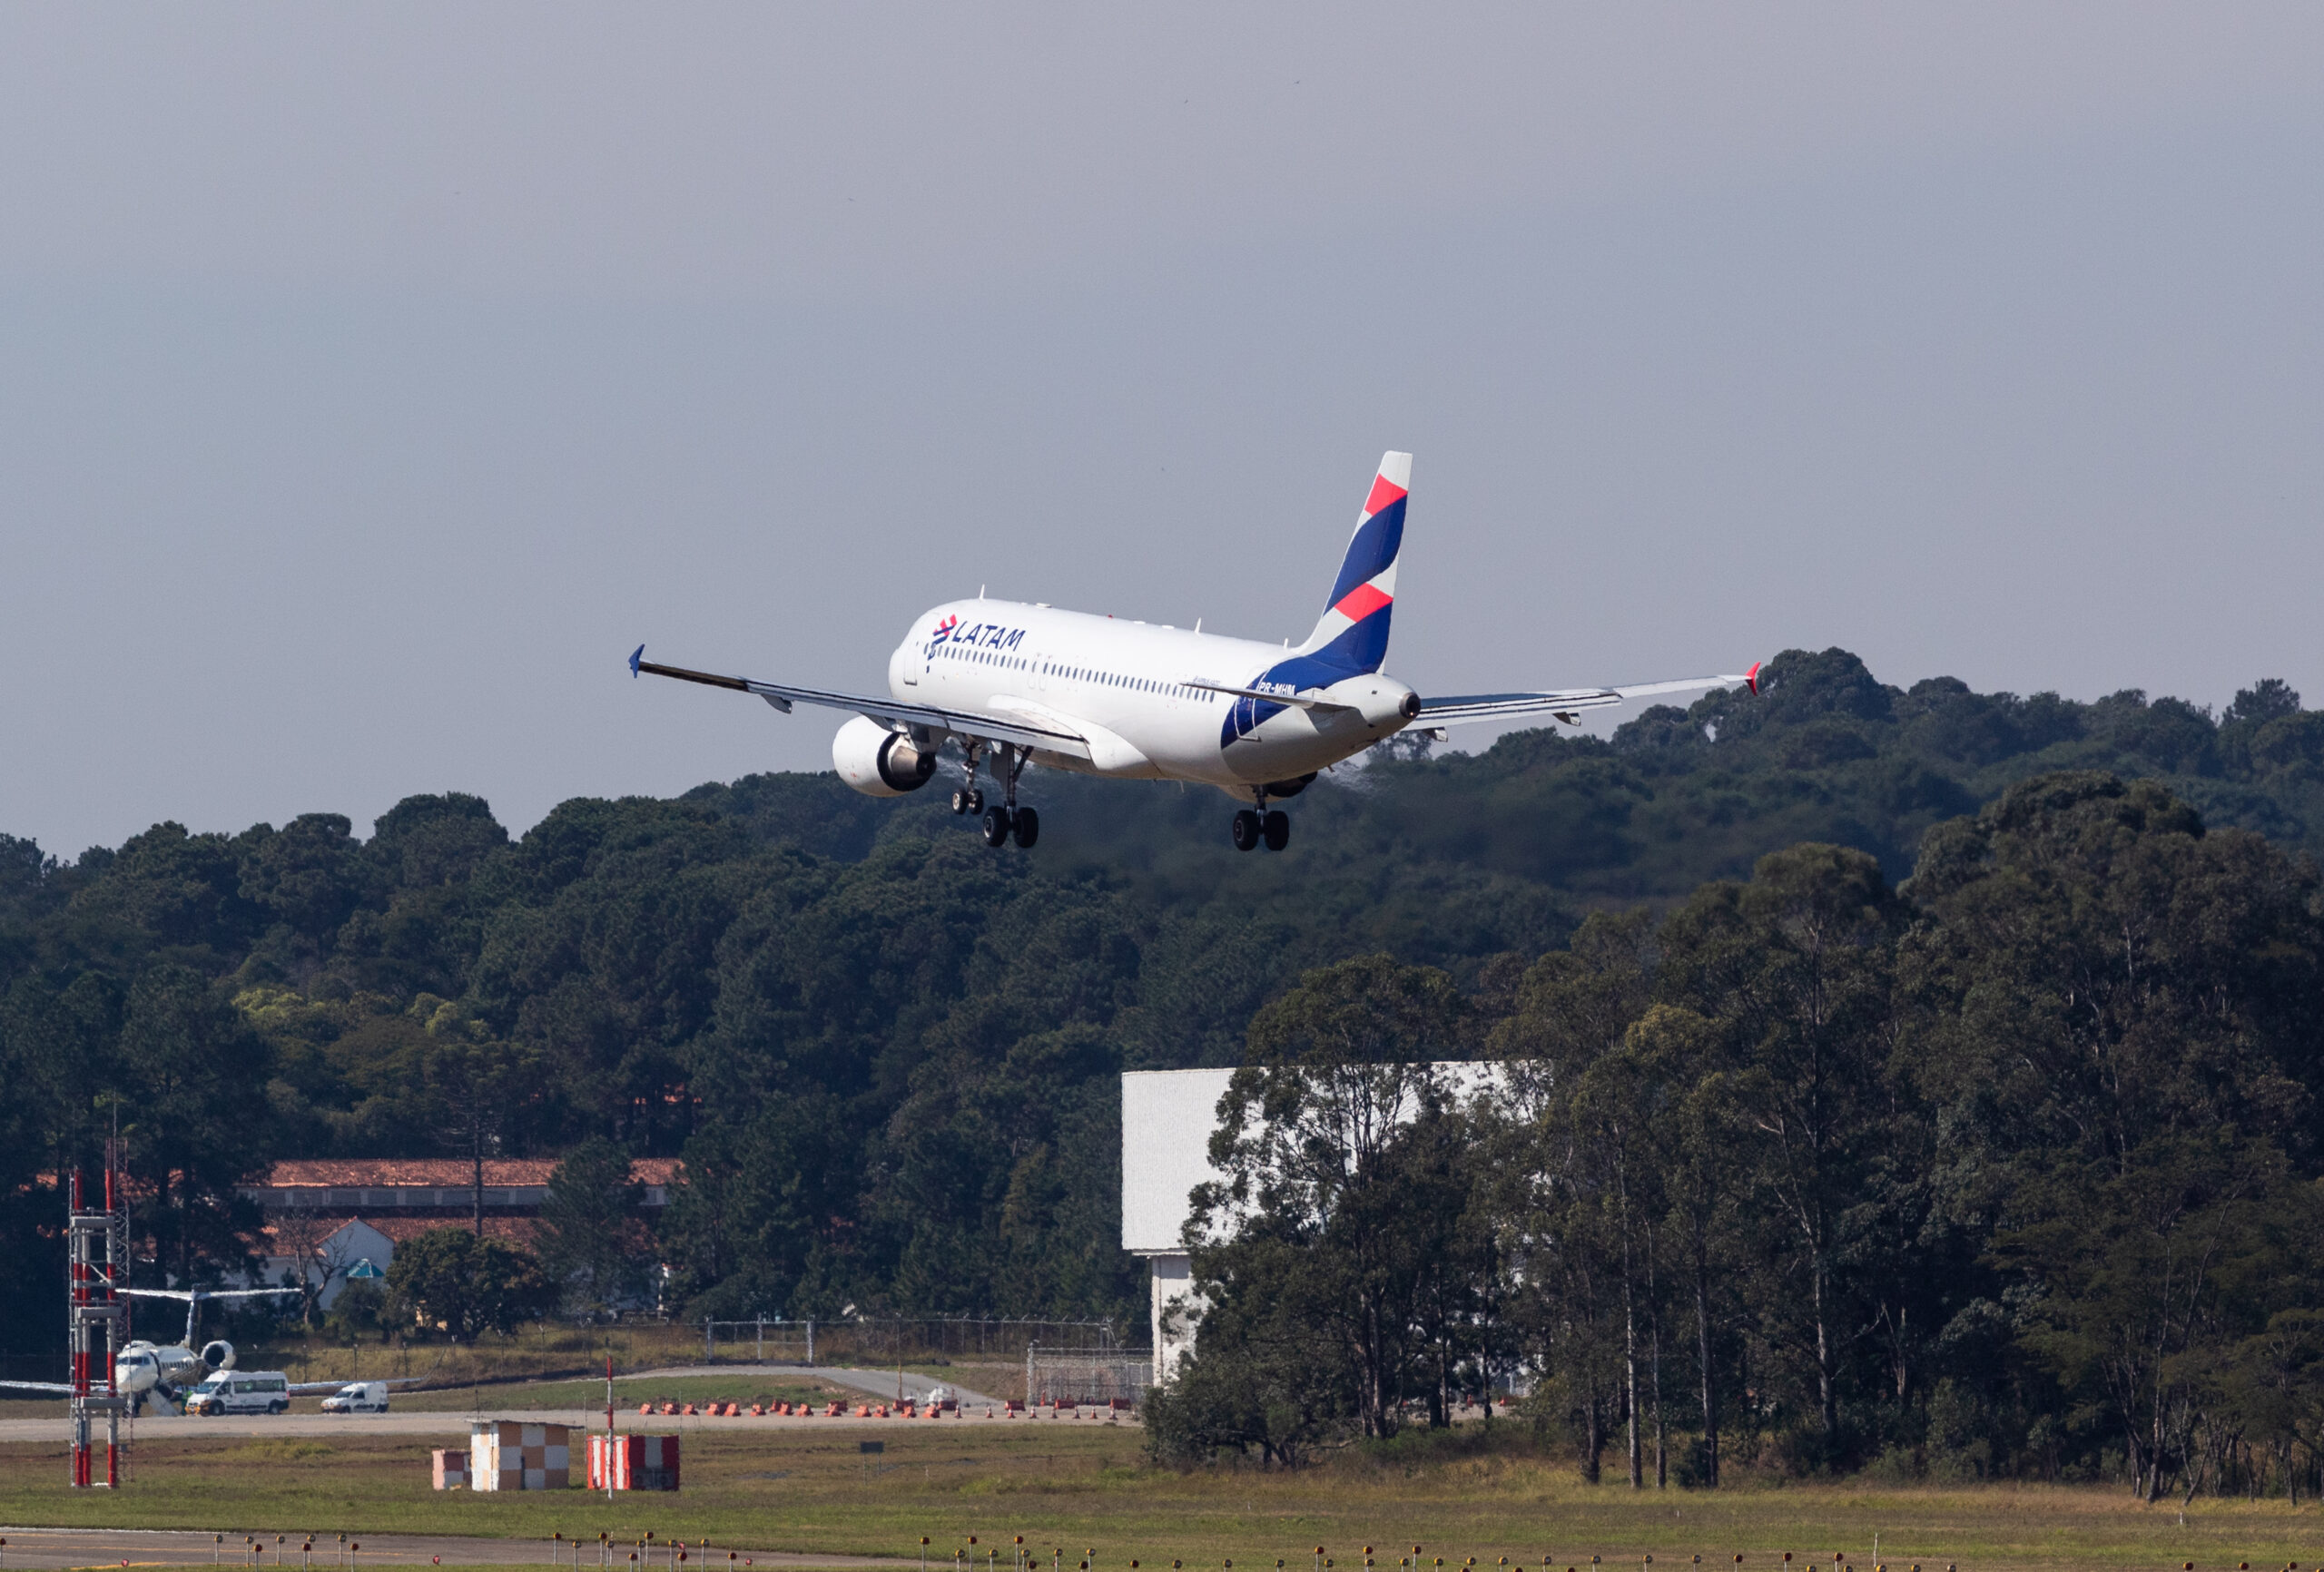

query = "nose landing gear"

[
  {"left": 951, "top": 745, "right": 986, "bottom": 816},
  {"left": 1230, "top": 791, "right": 1291, "bottom": 851}
]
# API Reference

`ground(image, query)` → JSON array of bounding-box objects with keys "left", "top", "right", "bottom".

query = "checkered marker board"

[
  {"left": 469, "top": 1421, "right": 571, "bottom": 1491},
  {"left": 431, "top": 1449, "right": 469, "bottom": 1490},
  {"left": 586, "top": 1433, "right": 680, "bottom": 1491}
]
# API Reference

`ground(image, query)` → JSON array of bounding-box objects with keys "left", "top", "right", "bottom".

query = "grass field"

[{"left": 5, "top": 1420, "right": 2324, "bottom": 1572}]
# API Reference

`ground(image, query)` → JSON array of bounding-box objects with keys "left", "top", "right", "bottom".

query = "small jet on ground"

[
  {"left": 633, "top": 452, "right": 1758, "bottom": 851},
  {"left": 0, "top": 1286, "right": 339, "bottom": 1415}
]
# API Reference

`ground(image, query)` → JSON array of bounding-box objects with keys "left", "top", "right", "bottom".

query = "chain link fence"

[
  {"left": 1023, "top": 1342, "right": 1154, "bottom": 1407},
  {"left": 698, "top": 1316, "right": 1127, "bottom": 1370}
]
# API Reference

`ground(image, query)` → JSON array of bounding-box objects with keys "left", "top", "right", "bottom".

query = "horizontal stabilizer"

[
  {"left": 1186, "top": 678, "right": 1355, "bottom": 713},
  {"left": 1418, "top": 668, "right": 1759, "bottom": 728}
]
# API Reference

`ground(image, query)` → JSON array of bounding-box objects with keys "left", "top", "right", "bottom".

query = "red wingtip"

[{"left": 1745, "top": 660, "right": 1762, "bottom": 696}]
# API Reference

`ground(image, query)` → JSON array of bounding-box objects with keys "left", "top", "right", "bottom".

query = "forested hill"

[{"left": 1, "top": 647, "right": 2319, "bottom": 1343}]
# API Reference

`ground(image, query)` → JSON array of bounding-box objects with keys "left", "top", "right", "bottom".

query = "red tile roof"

[{"left": 262, "top": 1158, "right": 679, "bottom": 1187}]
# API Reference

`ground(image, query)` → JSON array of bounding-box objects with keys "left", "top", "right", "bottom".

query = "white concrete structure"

[
  {"left": 1121, "top": 1061, "right": 1512, "bottom": 1385},
  {"left": 1120, "top": 1068, "right": 1236, "bottom": 1382}
]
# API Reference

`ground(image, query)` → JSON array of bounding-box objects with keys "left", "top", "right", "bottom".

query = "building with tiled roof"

[
  {"left": 242, "top": 1158, "right": 677, "bottom": 1219},
  {"left": 241, "top": 1158, "right": 678, "bottom": 1310}
]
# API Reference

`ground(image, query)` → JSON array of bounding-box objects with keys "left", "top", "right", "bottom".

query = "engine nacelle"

[
  {"left": 832, "top": 715, "right": 939, "bottom": 797},
  {"left": 201, "top": 1339, "right": 237, "bottom": 1371}
]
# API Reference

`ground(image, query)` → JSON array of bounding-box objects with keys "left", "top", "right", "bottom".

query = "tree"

[
  {"left": 1661, "top": 843, "right": 1905, "bottom": 1458},
  {"left": 1188, "top": 956, "right": 1472, "bottom": 1440},
  {"left": 413, "top": 998, "right": 537, "bottom": 1232},
  {"left": 2224, "top": 679, "right": 2301, "bottom": 730},
  {"left": 269, "top": 1202, "right": 358, "bottom": 1328},
  {"left": 385, "top": 1226, "right": 554, "bottom": 1341},
  {"left": 1999, "top": 1134, "right": 2292, "bottom": 1501},
  {"left": 1487, "top": 910, "right": 1658, "bottom": 1481},
  {"left": 1627, "top": 1002, "right": 1746, "bottom": 1488},
  {"left": 115, "top": 963, "right": 275, "bottom": 1283},
  {"left": 536, "top": 1137, "right": 648, "bottom": 1315}
]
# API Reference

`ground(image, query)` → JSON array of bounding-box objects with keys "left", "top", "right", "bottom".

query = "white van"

[
  {"left": 320, "top": 1380, "right": 389, "bottom": 1414},
  {"left": 185, "top": 1371, "right": 291, "bottom": 1416}
]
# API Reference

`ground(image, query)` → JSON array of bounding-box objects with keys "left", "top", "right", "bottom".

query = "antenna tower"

[{"left": 67, "top": 1138, "right": 129, "bottom": 1487}]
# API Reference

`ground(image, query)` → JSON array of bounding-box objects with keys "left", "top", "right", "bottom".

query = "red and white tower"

[{"left": 66, "top": 1152, "right": 128, "bottom": 1488}]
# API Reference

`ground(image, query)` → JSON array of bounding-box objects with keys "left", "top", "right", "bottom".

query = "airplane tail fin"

[{"left": 1295, "top": 451, "right": 1408, "bottom": 675}]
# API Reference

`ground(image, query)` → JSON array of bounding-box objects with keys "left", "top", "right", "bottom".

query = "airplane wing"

[
  {"left": 630, "top": 647, "right": 1093, "bottom": 760},
  {"left": 122, "top": 1288, "right": 300, "bottom": 1301},
  {"left": 0, "top": 1380, "right": 74, "bottom": 1395},
  {"left": 1417, "top": 663, "right": 1760, "bottom": 728}
]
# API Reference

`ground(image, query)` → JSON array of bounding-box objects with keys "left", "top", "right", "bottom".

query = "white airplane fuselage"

[
  {"left": 886, "top": 598, "right": 1420, "bottom": 792},
  {"left": 632, "top": 450, "right": 1758, "bottom": 851}
]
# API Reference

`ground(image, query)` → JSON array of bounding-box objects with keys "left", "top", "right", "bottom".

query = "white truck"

[
  {"left": 184, "top": 1371, "right": 291, "bottom": 1415},
  {"left": 320, "top": 1380, "right": 390, "bottom": 1414}
]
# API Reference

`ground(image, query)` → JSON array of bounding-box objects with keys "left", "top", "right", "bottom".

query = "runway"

[{"left": 0, "top": 1526, "right": 908, "bottom": 1569}]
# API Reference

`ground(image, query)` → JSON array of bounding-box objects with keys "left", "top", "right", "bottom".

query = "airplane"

[
  {"left": 631, "top": 452, "right": 1759, "bottom": 850},
  {"left": 0, "top": 1287, "right": 310, "bottom": 1415}
]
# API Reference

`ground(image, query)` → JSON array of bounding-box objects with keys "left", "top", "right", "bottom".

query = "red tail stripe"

[
  {"left": 1332, "top": 582, "right": 1393, "bottom": 623},
  {"left": 1362, "top": 475, "right": 1408, "bottom": 518}
]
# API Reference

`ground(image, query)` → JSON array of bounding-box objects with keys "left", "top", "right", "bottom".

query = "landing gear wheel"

[
  {"left": 1231, "top": 810, "right": 1262, "bottom": 851},
  {"left": 968, "top": 788, "right": 985, "bottom": 815},
  {"left": 950, "top": 789, "right": 971, "bottom": 815},
  {"left": 1262, "top": 810, "right": 1290, "bottom": 850},
  {"left": 981, "top": 806, "right": 1013, "bottom": 847},
  {"left": 1011, "top": 806, "right": 1039, "bottom": 848}
]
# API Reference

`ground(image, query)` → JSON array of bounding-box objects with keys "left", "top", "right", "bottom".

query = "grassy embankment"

[{"left": 5, "top": 1421, "right": 2324, "bottom": 1572}]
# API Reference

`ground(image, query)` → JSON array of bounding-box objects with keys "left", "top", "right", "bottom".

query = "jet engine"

[
  {"left": 201, "top": 1339, "right": 237, "bottom": 1371},
  {"left": 832, "top": 715, "right": 938, "bottom": 797}
]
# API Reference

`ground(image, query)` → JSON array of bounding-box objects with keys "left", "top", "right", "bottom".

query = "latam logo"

[{"left": 926, "top": 616, "right": 1028, "bottom": 658}]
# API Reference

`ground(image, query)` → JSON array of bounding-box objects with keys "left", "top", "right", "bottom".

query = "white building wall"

[
  {"left": 1147, "top": 1252, "right": 1196, "bottom": 1382},
  {"left": 258, "top": 1218, "right": 396, "bottom": 1309},
  {"left": 1121, "top": 1062, "right": 1508, "bottom": 1388},
  {"left": 1120, "top": 1068, "right": 1236, "bottom": 1254}
]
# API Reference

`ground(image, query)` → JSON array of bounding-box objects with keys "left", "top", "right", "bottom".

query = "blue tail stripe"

[
  {"left": 1305, "top": 609, "right": 1392, "bottom": 676},
  {"left": 1324, "top": 496, "right": 1405, "bottom": 608},
  {"left": 1216, "top": 606, "right": 1394, "bottom": 746}
]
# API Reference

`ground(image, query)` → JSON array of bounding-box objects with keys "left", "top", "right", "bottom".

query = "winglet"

[
  {"left": 629, "top": 644, "right": 645, "bottom": 678},
  {"left": 1745, "top": 660, "right": 1762, "bottom": 697}
]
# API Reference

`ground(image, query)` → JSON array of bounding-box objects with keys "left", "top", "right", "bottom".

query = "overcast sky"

[{"left": 5, "top": 5, "right": 2321, "bottom": 856}]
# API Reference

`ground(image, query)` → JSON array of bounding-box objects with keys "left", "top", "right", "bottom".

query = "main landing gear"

[
  {"left": 1230, "top": 791, "right": 1290, "bottom": 852},
  {"left": 961, "top": 744, "right": 1038, "bottom": 849}
]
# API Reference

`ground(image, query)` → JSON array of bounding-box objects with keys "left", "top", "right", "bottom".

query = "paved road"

[
  {"left": 629, "top": 1368, "right": 1005, "bottom": 1410},
  {"left": 0, "top": 1367, "right": 1120, "bottom": 1444},
  {"left": 0, "top": 1527, "right": 907, "bottom": 1569},
  {"left": 0, "top": 1370, "right": 1015, "bottom": 1445}
]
